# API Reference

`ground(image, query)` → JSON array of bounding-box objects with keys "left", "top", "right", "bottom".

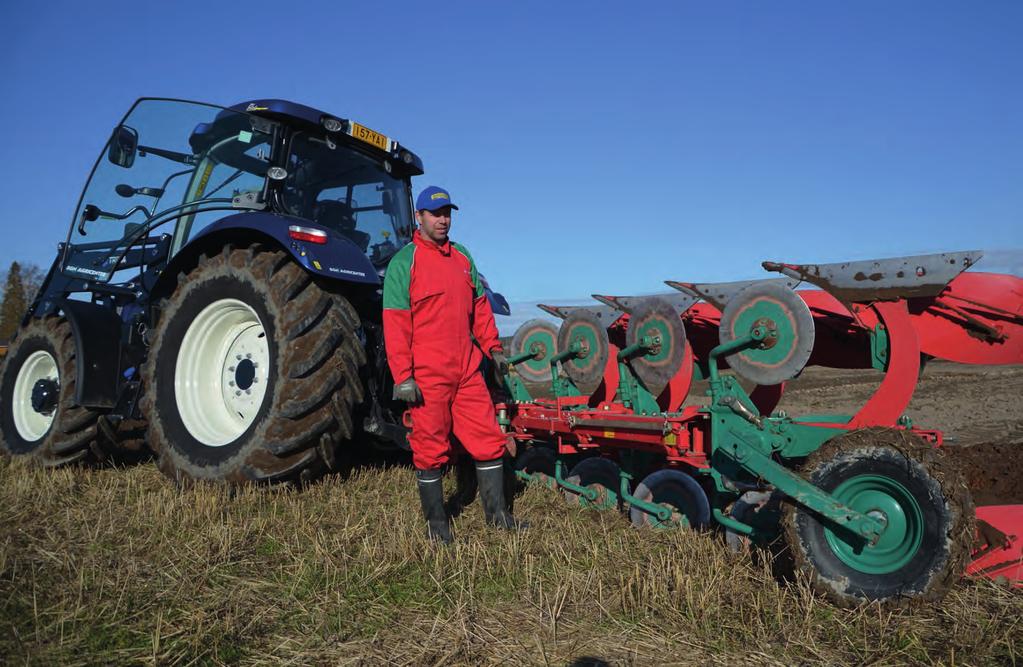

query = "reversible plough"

[{"left": 496, "top": 251, "right": 1023, "bottom": 606}]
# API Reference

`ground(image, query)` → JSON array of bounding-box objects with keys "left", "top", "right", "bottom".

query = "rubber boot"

[
  {"left": 476, "top": 458, "right": 528, "bottom": 530},
  {"left": 416, "top": 469, "right": 453, "bottom": 544}
]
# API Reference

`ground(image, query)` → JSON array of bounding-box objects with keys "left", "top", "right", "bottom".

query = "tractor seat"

[{"left": 314, "top": 200, "right": 371, "bottom": 252}]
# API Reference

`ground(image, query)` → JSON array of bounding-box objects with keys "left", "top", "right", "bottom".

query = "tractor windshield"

[
  {"left": 64, "top": 99, "right": 271, "bottom": 283},
  {"left": 282, "top": 133, "right": 413, "bottom": 264}
]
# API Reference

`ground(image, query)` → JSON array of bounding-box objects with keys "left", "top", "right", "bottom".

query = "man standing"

[{"left": 382, "top": 186, "right": 523, "bottom": 543}]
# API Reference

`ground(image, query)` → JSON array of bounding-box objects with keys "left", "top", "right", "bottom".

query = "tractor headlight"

[{"left": 322, "top": 117, "right": 344, "bottom": 133}]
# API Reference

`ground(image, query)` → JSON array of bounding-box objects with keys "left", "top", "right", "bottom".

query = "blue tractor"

[{"left": 0, "top": 98, "right": 509, "bottom": 483}]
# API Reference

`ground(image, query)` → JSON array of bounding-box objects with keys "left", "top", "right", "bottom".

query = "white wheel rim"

[
  {"left": 175, "top": 298, "right": 270, "bottom": 447},
  {"left": 12, "top": 350, "right": 59, "bottom": 442}
]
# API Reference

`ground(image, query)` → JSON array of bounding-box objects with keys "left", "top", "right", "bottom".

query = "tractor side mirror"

[{"left": 107, "top": 125, "right": 139, "bottom": 169}]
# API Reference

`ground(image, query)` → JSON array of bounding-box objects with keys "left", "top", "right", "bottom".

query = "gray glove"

[
  {"left": 393, "top": 377, "right": 423, "bottom": 403},
  {"left": 491, "top": 350, "right": 510, "bottom": 377}
]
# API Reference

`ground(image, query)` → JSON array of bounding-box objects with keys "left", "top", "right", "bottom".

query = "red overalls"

[{"left": 382, "top": 234, "right": 506, "bottom": 470}]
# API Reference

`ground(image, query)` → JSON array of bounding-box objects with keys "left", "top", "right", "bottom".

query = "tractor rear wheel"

[
  {"left": 782, "top": 428, "right": 974, "bottom": 607},
  {"left": 142, "top": 245, "right": 365, "bottom": 485},
  {"left": 0, "top": 317, "right": 103, "bottom": 465}
]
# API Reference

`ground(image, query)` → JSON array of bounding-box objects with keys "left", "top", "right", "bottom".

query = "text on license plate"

[{"left": 349, "top": 122, "right": 390, "bottom": 151}]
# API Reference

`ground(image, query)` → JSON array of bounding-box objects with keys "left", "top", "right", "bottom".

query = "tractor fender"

[
  {"left": 59, "top": 298, "right": 122, "bottom": 409},
  {"left": 149, "top": 212, "right": 379, "bottom": 300}
]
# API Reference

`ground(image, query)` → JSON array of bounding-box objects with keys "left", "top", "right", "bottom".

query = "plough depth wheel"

[
  {"left": 564, "top": 457, "right": 621, "bottom": 510},
  {"left": 783, "top": 428, "right": 975, "bottom": 606},
  {"left": 629, "top": 469, "right": 710, "bottom": 530}
]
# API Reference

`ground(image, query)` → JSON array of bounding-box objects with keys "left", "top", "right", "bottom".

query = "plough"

[{"left": 497, "top": 251, "right": 1023, "bottom": 606}]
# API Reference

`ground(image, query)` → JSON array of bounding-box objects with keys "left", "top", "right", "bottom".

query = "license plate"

[{"left": 349, "top": 121, "right": 390, "bottom": 151}]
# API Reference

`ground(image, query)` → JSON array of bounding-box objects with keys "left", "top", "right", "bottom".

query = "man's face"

[{"left": 416, "top": 206, "right": 453, "bottom": 244}]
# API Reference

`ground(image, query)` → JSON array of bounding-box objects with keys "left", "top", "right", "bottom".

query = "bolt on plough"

[{"left": 497, "top": 250, "right": 1023, "bottom": 606}]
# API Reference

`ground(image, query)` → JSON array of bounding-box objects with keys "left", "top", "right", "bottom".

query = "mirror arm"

[{"left": 137, "top": 144, "right": 198, "bottom": 165}]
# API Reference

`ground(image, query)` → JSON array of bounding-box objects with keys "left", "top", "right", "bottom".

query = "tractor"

[{"left": 0, "top": 97, "right": 508, "bottom": 483}]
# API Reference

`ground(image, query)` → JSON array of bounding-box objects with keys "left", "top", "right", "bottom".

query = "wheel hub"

[
  {"left": 30, "top": 378, "right": 59, "bottom": 414},
  {"left": 234, "top": 358, "right": 256, "bottom": 390},
  {"left": 824, "top": 475, "right": 922, "bottom": 574}
]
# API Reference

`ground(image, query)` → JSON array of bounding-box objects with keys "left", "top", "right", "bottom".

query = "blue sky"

[{"left": 3, "top": 1, "right": 1021, "bottom": 333}]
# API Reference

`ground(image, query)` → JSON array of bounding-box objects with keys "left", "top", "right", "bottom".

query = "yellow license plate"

[{"left": 349, "top": 121, "right": 390, "bottom": 151}]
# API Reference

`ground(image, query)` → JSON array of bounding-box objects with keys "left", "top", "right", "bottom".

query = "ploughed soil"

[{"left": 759, "top": 361, "right": 1023, "bottom": 507}]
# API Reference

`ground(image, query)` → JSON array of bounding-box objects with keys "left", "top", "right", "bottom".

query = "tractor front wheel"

[
  {"left": 142, "top": 245, "right": 365, "bottom": 485},
  {"left": 0, "top": 317, "right": 103, "bottom": 465},
  {"left": 782, "top": 428, "right": 974, "bottom": 607}
]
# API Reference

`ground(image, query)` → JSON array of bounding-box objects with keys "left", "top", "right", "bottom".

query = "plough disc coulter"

[{"left": 499, "top": 250, "right": 1023, "bottom": 606}]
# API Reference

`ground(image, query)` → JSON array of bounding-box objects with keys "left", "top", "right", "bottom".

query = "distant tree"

[
  {"left": 0, "top": 262, "right": 29, "bottom": 344},
  {"left": 21, "top": 264, "right": 45, "bottom": 303}
]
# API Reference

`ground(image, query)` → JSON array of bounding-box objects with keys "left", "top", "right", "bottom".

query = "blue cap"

[{"left": 415, "top": 185, "right": 459, "bottom": 212}]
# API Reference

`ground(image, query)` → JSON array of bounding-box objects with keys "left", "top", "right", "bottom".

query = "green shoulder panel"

[
  {"left": 451, "top": 242, "right": 485, "bottom": 298},
  {"left": 382, "top": 243, "right": 416, "bottom": 310}
]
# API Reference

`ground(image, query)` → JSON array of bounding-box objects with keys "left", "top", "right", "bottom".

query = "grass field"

[{"left": 1, "top": 451, "right": 1021, "bottom": 666}]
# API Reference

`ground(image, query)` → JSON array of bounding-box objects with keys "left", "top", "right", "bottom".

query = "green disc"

[
  {"left": 719, "top": 282, "right": 815, "bottom": 385},
  {"left": 556, "top": 311, "right": 610, "bottom": 395},
  {"left": 625, "top": 297, "right": 687, "bottom": 397},
  {"left": 824, "top": 474, "right": 924, "bottom": 574},
  {"left": 510, "top": 319, "right": 559, "bottom": 384}
]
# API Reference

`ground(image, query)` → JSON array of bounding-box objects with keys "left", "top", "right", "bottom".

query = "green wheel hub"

[{"left": 824, "top": 474, "right": 924, "bottom": 574}]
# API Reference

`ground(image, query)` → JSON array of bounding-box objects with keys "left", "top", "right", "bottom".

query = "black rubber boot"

[
  {"left": 416, "top": 468, "right": 453, "bottom": 544},
  {"left": 476, "top": 458, "right": 528, "bottom": 530}
]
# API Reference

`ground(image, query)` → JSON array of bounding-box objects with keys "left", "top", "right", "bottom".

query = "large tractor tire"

[
  {"left": 782, "top": 428, "right": 974, "bottom": 607},
  {"left": 0, "top": 317, "right": 102, "bottom": 465},
  {"left": 141, "top": 244, "right": 365, "bottom": 485}
]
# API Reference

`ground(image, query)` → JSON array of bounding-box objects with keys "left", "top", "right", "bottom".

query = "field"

[{"left": 1, "top": 362, "right": 1021, "bottom": 665}]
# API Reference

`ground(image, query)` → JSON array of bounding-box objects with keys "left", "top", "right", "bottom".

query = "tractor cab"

[{"left": 62, "top": 98, "right": 423, "bottom": 288}]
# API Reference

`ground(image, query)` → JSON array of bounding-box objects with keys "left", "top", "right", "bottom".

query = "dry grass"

[{"left": 1, "top": 455, "right": 1020, "bottom": 666}]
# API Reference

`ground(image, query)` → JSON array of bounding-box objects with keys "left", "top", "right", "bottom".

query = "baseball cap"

[{"left": 415, "top": 185, "right": 459, "bottom": 212}]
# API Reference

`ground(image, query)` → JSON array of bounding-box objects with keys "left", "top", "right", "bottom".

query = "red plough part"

[
  {"left": 500, "top": 250, "right": 1023, "bottom": 601},
  {"left": 968, "top": 506, "right": 1023, "bottom": 587}
]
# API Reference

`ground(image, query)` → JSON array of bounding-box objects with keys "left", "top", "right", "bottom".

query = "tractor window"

[
  {"left": 282, "top": 133, "right": 412, "bottom": 264},
  {"left": 63, "top": 99, "right": 271, "bottom": 283},
  {"left": 171, "top": 139, "right": 269, "bottom": 252}
]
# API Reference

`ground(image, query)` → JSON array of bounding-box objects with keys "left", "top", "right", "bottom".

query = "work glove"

[
  {"left": 393, "top": 377, "right": 423, "bottom": 403},
  {"left": 491, "top": 350, "right": 510, "bottom": 378}
]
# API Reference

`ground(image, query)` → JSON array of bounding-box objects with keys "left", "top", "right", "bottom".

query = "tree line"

[{"left": 0, "top": 262, "right": 45, "bottom": 345}]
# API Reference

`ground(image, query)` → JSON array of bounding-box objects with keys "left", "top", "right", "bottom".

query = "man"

[{"left": 382, "top": 185, "right": 523, "bottom": 543}]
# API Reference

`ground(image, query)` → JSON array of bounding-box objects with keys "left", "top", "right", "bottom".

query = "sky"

[{"left": 2, "top": 1, "right": 1021, "bottom": 333}]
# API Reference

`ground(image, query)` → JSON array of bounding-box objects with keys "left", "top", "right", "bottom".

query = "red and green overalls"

[{"left": 382, "top": 234, "right": 506, "bottom": 470}]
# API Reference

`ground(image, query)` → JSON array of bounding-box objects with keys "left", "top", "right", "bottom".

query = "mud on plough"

[{"left": 496, "top": 251, "right": 1023, "bottom": 606}]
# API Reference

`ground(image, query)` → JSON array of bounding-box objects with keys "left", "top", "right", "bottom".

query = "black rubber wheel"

[
  {"left": 142, "top": 245, "right": 365, "bottom": 485},
  {"left": 629, "top": 468, "right": 710, "bottom": 530},
  {"left": 0, "top": 317, "right": 103, "bottom": 465},
  {"left": 564, "top": 457, "right": 622, "bottom": 511},
  {"left": 514, "top": 445, "right": 557, "bottom": 491},
  {"left": 782, "top": 428, "right": 975, "bottom": 607}
]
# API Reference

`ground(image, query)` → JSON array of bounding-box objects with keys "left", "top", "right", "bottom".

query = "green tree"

[{"left": 0, "top": 262, "right": 28, "bottom": 344}]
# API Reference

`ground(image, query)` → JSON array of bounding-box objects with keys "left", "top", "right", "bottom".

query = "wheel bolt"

[
  {"left": 245, "top": 389, "right": 251, "bottom": 395},
  {"left": 246, "top": 353, "right": 252, "bottom": 359},
  {"left": 236, "top": 355, "right": 242, "bottom": 360},
  {"left": 229, "top": 381, "right": 235, "bottom": 387},
  {"left": 235, "top": 390, "right": 241, "bottom": 396},
  {"left": 229, "top": 366, "right": 236, "bottom": 372}
]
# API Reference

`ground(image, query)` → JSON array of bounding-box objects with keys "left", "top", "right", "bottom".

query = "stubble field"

[{"left": 1, "top": 362, "right": 1021, "bottom": 665}]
